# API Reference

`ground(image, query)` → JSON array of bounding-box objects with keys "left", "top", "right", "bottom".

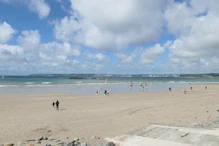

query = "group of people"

[
  {"left": 168, "top": 85, "right": 208, "bottom": 94},
  {"left": 52, "top": 100, "right": 59, "bottom": 110},
  {"left": 96, "top": 89, "right": 110, "bottom": 95}
]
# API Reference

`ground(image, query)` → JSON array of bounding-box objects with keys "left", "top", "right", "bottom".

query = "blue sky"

[{"left": 0, "top": 0, "right": 219, "bottom": 75}]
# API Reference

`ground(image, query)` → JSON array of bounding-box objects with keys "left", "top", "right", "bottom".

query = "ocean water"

[{"left": 0, "top": 75, "right": 218, "bottom": 94}]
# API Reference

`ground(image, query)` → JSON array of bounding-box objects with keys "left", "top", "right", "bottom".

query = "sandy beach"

[{"left": 1, "top": 85, "right": 219, "bottom": 145}]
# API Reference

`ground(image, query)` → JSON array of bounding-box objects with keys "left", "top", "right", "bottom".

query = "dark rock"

[
  {"left": 44, "top": 137, "right": 48, "bottom": 140},
  {"left": 37, "top": 137, "right": 44, "bottom": 141},
  {"left": 181, "top": 133, "right": 190, "bottom": 138},
  {"left": 104, "top": 142, "right": 115, "bottom": 146},
  {"left": 26, "top": 140, "right": 36, "bottom": 142},
  {"left": 46, "top": 144, "right": 51, "bottom": 146}
]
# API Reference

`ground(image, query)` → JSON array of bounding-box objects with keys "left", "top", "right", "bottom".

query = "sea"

[{"left": 0, "top": 74, "right": 218, "bottom": 94}]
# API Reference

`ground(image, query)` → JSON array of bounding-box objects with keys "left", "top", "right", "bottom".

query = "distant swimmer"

[{"left": 130, "top": 82, "right": 133, "bottom": 88}]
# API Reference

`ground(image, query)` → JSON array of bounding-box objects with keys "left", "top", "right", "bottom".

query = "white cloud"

[
  {"left": 18, "top": 30, "right": 40, "bottom": 50},
  {"left": 0, "top": 0, "right": 51, "bottom": 19},
  {"left": 140, "top": 44, "right": 165, "bottom": 65},
  {"left": 116, "top": 53, "right": 135, "bottom": 64},
  {"left": 0, "top": 44, "right": 25, "bottom": 62},
  {"left": 28, "top": 0, "right": 51, "bottom": 19},
  {"left": 54, "top": 0, "right": 166, "bottom": 50},
  {"left": 0, "top": 22, "right": 15, "bottom": 43},
  {"left": 83, "top": 50, "right": 107, "bottom": 62}
]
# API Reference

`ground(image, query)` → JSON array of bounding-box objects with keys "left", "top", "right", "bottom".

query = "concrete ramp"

[{"left": 105, "top": 125, "right": 219, "bottom": 146}]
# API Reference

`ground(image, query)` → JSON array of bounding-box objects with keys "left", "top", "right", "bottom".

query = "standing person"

[
  {"left": 169, "top": 87, "right": 171, "bottom": 92},
  {"left": 184, "top": 89, "right": 186, "bottom": 94},
  {"left": 190, "top": 86, "right": 192, "bottom": 90},
  {"left": 96, "top": 89, "right": 98, "bottom": 95},
  {"left": 56, "top": 100, "right": 59, "bottom": 110}
]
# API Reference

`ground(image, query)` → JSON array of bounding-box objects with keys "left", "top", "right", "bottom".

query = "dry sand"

[{"left": 1, "top": 85, "right": 219, "bottom": 145}]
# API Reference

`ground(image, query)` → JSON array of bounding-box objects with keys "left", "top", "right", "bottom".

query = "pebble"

[
  {"left": 26, "top": 140, "right": 35, "bottom": 142},
  {"left": 73, "top": 138, "right": 79, "bottom": 141},
  {"left": 49, "top": 138, "right": 56, "bottom": 141},
  {"left": 37, "top": 137, "right": 44, "bottom": 141},
  {"left": 4, "top": 144, "right": 14, "bottom": 146},
  {"left": 80, "top": 143, "right": 87, "bottom": 146},
  {"left": 17, "top": 142, "right": 24, "bottom": 146},
  {"left": 27, "top": 143, "right": 34, "bottom": 146},
  {"left": 104, "top": 142, "right": 116, "bottom": 146}
]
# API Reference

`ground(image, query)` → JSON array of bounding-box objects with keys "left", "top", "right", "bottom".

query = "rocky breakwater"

[{"left": 2, "top": 136, "right": 116, "bottom": 146}]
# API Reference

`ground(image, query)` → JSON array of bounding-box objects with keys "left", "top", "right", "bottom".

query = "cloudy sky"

[{"left": 0, "top": 0, "right": 219, "bottom": 75}]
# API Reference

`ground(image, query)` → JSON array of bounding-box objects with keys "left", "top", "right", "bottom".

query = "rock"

[
  {"left": 49, "top": 138, "right": 56, "bottom": 141},
  {"left": 26, "top": 140, "right": 35, "bottom": 142},
  {"left": 96, "top": 145, "right": 103, "bottom": 146},
  {"left": 66, "top": 141, "right": 74, "bottom": 146},
  {"left": 44, "top": 137, "right": 48, "bottom": 140},
  {"left": 17, "top": 142, "right": 24, "bottom": 146},
  {"left": 73, "top": 138, "right": 79, "bottom": 141},
  {"left": 37, "top": 137, "right": 44, "bottom": 141},
  {"left": 74, "top": 141, "right": 80, "bottom": 145},
  {"left": 47, "top": 130, "right": 52, "bottom": 132},
  {"left": 80, "top": 143, "right": 87, "bottom": 146},
  {"left": 181, "top": 133, "right": 190, "bottom": 138},
  {"left": 27, "top": 143, "right": 34, "bottom": 146},
  {"left": 4, "top": 143, "right": 14, "bottom": 146},
  {"left": 104, "top": 142, "right": 115, "bottom": 146},
  {"left": 45, "top": 144, "right": 51, "bottom": 146}
]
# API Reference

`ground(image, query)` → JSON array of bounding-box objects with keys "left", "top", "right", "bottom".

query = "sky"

[{"left": 0, "top": 0, "right": 219, "bottom": 75}]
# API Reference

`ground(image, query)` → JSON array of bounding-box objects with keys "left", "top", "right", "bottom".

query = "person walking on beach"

[
  {"left": 96, "top": 89, "right": 98, "bottom": 95},
  {"left": 56, "top": 100, "right": 59, "bottom": 110},
  {"left": 184, "top": 89, "right": 186, "bottom": 94}
]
